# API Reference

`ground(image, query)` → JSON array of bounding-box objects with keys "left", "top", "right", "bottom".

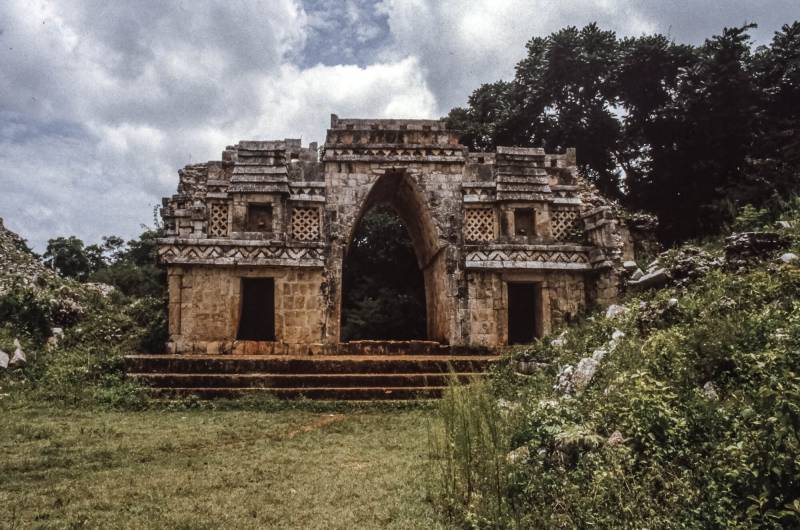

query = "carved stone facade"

[{"left": 159, "top": 115, "right": 635, "bottom": 354}]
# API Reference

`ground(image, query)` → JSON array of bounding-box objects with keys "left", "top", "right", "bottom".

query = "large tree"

[
  {"left": 43, "top": 236, "right": 93, "bottom": 281},
  {"left": 448, "top": 22, "right": 800, "bottom": 243}
]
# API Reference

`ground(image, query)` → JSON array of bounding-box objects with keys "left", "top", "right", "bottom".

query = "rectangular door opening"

[
  {"left": 237, "top": 278, "right": 275, "bottom": 341},
  {"left": 508, "top": 282, "right": 538, "bottom": 345}
]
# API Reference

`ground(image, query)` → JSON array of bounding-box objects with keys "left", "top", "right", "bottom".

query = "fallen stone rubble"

[
  {"left": 628, "top": 229, "right": 795, "bottom": 291},
  {"left": 554, "top": 329, "right": 625, "bottom": 395},
  {"left": 0, "top": 217, "right": 55, "bottom": 295},
  {"left": 724, "top": 231, "right": 788, "bottom": 267}
]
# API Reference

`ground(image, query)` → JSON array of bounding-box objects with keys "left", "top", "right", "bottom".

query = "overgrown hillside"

[
  {"left": 431, "top": 202, "right": 800, "bottom": 529},
  {"left": 0, "top": 219, "right": 164, "bottom": 406}
]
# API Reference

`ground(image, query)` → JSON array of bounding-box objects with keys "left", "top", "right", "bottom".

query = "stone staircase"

[{"left": 125, "top": 342, "right": 498, "bottom": 400}]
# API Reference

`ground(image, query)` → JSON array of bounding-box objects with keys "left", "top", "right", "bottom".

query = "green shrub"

[
  {"left": 0, "top": 286, "right": 51, "bottom": 341},
  {"left": 430, "top": 212, "right": 800, "bottom": 528}
]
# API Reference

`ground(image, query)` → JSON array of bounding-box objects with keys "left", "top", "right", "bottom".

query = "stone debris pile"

[
  {"left": 0, "top": 217, "right": 55, "bottom": 295},
  {"left": 724, "top": 231, "right": 788, "bottom": 267},
  {"left": 627, "top": 229, "right": 795, "bottom": 291},
  {"left": 554, "top": 328, "right": 625, "bottom": 394}
]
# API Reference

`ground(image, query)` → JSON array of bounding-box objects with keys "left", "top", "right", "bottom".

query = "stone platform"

[{"left": 126, "top": 343, "right": 498, "bottom": 400}]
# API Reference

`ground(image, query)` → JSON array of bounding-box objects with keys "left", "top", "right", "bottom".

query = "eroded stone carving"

[{"left": 158, "top": 115, "right": 643, "bottom": 353}]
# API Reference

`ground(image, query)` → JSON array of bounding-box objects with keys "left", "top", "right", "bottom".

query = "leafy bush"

[
  {"left": 0, "top": 286, "right": 51, "bottom": 341},
  {"left": 431, "top": 204, "right": 800, "bottom": 528}
]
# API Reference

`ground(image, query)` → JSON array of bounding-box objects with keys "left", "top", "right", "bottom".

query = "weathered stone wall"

[
  {"left": 158, "top": 115, "right": 636, "bottom": 353},
  {"left": 466, "top": 270, "right": 587, "bottom": 346},
  {"left": 466, "top": 271, "right": 506, "bottom": 347},
  {"left": 167, "top": 265, "right": 324, "bottom": 353}
]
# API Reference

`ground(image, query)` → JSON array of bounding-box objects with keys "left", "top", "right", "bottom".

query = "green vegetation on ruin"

[{"left": 428, "top": 201, "right": 800, "bottom": 528}]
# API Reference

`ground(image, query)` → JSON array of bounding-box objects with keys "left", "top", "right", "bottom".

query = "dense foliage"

[
  {"left": 44, "top": 230, "right": 166, "bottom": 298},
  {"left": 430, "top": 201, "right": 800, "bottom": 528},
  {"left": 341, "top": 205, "right": 427, "bottom": 341},
  {"left": 448, "top": 22, "right": 800, "bottom": 243},
  {"left": 1, "top": 228, "right": 167, "bottom": 407}
]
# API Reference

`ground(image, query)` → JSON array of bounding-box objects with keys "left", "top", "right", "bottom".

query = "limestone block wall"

[
  {"left": 466, "top": 272, "right": 507, "bottom": 347},
  {"left": 466, "top": 270, "right": 587, "bottom": 347},
  {"left": 322, "top": 160, "right": 466, "bottom": 345},
  {"left": 167, "top": 265, "right": 324, "bottom": 353},
  {"left": 544, "top": 271, "right": 587, "bottom": 324}
]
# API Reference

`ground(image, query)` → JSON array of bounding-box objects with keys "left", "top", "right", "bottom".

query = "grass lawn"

[{"left": 0, "top": 401, "right": 454, "bottom": 530}]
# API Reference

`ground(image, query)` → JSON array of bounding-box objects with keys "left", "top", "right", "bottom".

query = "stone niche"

[{"left": 158, "top": 115, "right": 637, "bottom": 354}]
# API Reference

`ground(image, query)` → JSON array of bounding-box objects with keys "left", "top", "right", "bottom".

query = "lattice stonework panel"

[
  {"left": 551, "top": 208, "right": 583, "bottom": 242},
  {"left": 291, "top": 207, "right": 321, "bottom": 241},
  {"left": 208, "top": 203, "right": 229, "bottom": 237},
  {"left": 464, "top": 208, "right": 495, "bottom": 242}
]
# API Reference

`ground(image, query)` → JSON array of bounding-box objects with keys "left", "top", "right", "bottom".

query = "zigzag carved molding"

[
  {"left": 158, "top": 244, "right": 323, "bottom": 266},
  {"left": 465, "top": 249, "right": 590, "bottom": 270}
]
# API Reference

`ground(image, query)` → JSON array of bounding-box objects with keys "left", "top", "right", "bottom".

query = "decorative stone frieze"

[{"left": 158, "top": 114, "right": 640, "bottom": 352}]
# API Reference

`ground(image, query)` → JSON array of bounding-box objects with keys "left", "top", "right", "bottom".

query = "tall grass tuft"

[{"left": 428, "top": 374, "right": 516, "bottom": 528}]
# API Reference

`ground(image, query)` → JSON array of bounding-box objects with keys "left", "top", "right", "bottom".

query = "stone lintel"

[
  {"left": 288, "top": 195, "right": 325, "bottom": 203},
  {"left": 496, "top": 193, "right": 550, "bottom": 202},
  {"left": 463, "top": 196, "right": 497, "bottom": 204}
]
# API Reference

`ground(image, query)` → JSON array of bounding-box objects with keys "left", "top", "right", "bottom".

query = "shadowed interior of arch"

[
  {"left": 341, "top": 171, "right": 447, "bottom": 342},
  {"left": 340, "top": 204, "right": 427, "bottom": 340}
]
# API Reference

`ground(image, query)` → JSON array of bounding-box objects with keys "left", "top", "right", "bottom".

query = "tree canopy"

[
  {"left": 43, "top": 229, "right": 166, "bottom": 298},
  {"left": 448, "top": 22, "right": 800, "bottom": 243}
]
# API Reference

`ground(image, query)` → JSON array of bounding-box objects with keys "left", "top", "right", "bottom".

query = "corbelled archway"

[{"left": 338, "top": 169, "right": 451, "bottom": 343}]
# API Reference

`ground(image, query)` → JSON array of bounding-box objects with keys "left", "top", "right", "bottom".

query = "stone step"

[
  {"left": 125, "top": 354, "right": 498, "bottom": 375},
  {"left": 130, "top": 372, "right": 481, "bottom": 389},
  {"left": 152, "top": 386, "right": 447, "bottom": 400}
]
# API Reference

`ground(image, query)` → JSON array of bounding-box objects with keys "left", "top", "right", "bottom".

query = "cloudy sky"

[{"left": 1, "top": 0, "right": 796, "bottom": 251}]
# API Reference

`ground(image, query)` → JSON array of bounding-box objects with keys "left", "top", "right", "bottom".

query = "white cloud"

[
  {"left": 378, "top": 0, "right": 797, "bottom": 112},
  {"left": 0, "top": 1, "right": 434, "bottom": 251},
  {"left": 0, "top": 0, "right": 796, "bottom": 251}
]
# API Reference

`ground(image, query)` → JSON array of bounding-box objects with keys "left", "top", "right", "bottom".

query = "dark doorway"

[
  {"left": 508, "top": 282, "right": 537, "bottom": 344},
  {"left": 341, "top": 205, "right": 427, "bottom": 341},
  {"left": 237, "top": 278, "right": 275, "bottom": 341}
]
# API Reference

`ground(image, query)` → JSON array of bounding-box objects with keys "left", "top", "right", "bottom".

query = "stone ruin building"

[{"left": 158, "top": 115, "right": 642, "bottom": 355}]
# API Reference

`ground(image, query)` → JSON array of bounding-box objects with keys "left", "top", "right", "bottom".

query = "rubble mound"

[
  {"left": 629, "top": 230, "right": 793, "bottom": 291},
  {"left": 628, "top": 245, "right": 724, "bottom": 290},
  {"left": 0, "top": 217, "right": 55, "bottom": 294},
  {"left": 724, "top": 231, "right": 789, "bottom": 267}
]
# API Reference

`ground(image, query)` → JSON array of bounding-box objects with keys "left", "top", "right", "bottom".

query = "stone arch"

[{"left": 340, "top": 169, "right": 451, "bottom": 342}]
